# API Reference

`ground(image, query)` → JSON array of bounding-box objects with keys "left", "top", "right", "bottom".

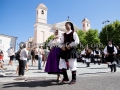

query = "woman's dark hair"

[
  {"left": 66, "top": 22, "right": 74, "bottom": 31},
  {"left": 19, "top": 42, "right": 26, "bottom": 49},
  {"left": 108, "top": 39, "right": 113, "bottom": 43},
  {"left": 22, "top": 44, "right": 26, "bottom": 48}
]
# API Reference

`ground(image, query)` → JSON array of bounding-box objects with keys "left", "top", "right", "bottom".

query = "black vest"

[
  {"left": 107, "top": 45, "right": 114, "bottom": 54},
  {"left": 95, "top": 50, "right": 99, "bottom": 54},
  {"left": 64, "top": 31, "right": 74, "bottom": 44}
]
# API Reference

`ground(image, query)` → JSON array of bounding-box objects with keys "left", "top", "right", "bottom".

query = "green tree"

[
  {"left": 99, "top": 20, "right": 120, "bottom": 45},
  {"left": 43, "top": 35, "right": 54, "bottom": 48},
  {"left": 76, "top": 30, "right": 86, "bottom": 50},
  {"left": 76, "top": 30, "right": 86, "bottom": 45},
  {"left": 85, "top": 29, "right": 100, "bottom": 47}
]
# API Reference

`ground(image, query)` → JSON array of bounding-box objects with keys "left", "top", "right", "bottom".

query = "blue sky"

[{"left": 0, "top": 0, "right": 120, "bottom": 44}]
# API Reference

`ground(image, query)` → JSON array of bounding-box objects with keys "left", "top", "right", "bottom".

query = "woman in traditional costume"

[{"left": 45, "top": 30, "right": 62, "bottom": 81}]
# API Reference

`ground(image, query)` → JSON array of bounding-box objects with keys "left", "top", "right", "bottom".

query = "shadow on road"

[
  {"left": 2, "top": 79, "right": 65, "bottom": 88},
  {"left": 79, "top": 72, "right": 108, "bottom": 75},
  {"left": 77, "top": 67, "right": 86, "bottom": 68},
  {"left": 89, "top": 68, "right": 108, "bottom": 69}
]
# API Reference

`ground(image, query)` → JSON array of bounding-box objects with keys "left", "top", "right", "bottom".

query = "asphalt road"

[{"left": 0, "top": 72, "right": 120, "bottom": 90}]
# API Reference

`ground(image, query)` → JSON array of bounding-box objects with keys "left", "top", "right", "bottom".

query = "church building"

[{"left": 26, "top": 3, "right": 90, "bottom": 48}]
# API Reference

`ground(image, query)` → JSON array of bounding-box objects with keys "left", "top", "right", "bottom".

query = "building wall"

[
  {"left": 82, "top": 22, "right": 90, "bottom": 32},
  {"left": 0, "top": 35, "right": 17, "bottom": 59},
  {"left": 37, "top": 9, "right": 47, "bottom": 24},
  {"left": 34, "top": 23, "right": 53, "bottom": 45}
]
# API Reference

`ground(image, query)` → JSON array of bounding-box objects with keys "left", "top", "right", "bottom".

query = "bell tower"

[
  {"left": 82, "top": 18, "right": 90, "bottom": 32},
  {"left": 36, "top": 3, "right": 48, "bottom": 24}
]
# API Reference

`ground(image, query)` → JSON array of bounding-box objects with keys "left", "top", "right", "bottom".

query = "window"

[
  {"left": 87, "top": 24, "right": 89, "bottom": 27},
  {"left": 83, "top": 24, "right": 85, "bottom": 27},
  {"left": 41, "top": 10, "right": 44, "bottom": 14},
  {"left": 0, "top": 39, "right": 2, "bottom": 44},
  {"left": 10, "top": 42, "right": 12, "bottom": 47},
  {"left": 37, "top": 11, "right": 38, "bottom": 14}
]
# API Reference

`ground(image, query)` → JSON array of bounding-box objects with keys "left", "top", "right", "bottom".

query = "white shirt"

[
  {"left": 104, "top": 45, "right": 117, "bottom": 55},
  {"left": 8, "top": 48, "right": 14, "bottom": 56},
  {"left": 60, "top": 30, "right": 79, "bottom": 48},
  {"left": 94, "top": 50, "right": 100, "bottom": 55},
  {"left": 81, "top": 50, "right": 85, "bottom": 55},
  {"left": 38, "top": 48, "right": 44, "bottom": 57},
  {"left": 20, "top": 48, "right": 28, "bottom": 60}
]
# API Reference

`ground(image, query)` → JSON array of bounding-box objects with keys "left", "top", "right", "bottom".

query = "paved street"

[{"left": 0, "top": 59, "right": 120, "bottom": 90}]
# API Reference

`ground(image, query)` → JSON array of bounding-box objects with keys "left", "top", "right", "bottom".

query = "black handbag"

[{"left": 35, "top": 55, "right": 38, "bottom": 60}]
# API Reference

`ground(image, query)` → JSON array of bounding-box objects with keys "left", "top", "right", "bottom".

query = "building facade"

[
  {"left": 0, "top": 34, "right": 17, "bottom": 59},
  {"left": 82, "top": 18, "right": 91, "bottom": 32}
]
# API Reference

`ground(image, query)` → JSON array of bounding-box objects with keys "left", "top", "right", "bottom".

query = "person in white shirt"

[
  {"left": 104, "top": 40, "right": 117, "bottom": 72},
  {"left": 38, "top": 45, "right": 44, "bottom": 70},
  {"left": 59, "top": 22, "right": 79, "bottom": 84},
  {"left": 8, "top": 47, "right": 15, "bottom": 66},
  {"left": 80, "top": 48, "right": 86, "bottom": 64},
  {"left": 19, "top": 43, "right": 28, "bottom": 76}
]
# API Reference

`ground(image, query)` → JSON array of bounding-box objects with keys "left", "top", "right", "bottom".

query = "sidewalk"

[{"left": 0, "top": 59, "right": 120, "bottom": 82}]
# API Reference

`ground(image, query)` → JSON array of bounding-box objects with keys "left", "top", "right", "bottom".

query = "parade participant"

[
  {"left": 45, "top": 30, "right": 62, "bottom": 81},
  {"left": 80, "top": 48, "right": 86, "bottom": 63},
  {"left": 59, "top": 22, "right": 79, "bottom": 84},
  {"left": 8, "top": 47, "right": 15, "bottom": 66},
  {"left": 85, "top": 48, "right": 92, "bottom": 67},
  {"left": 94, "top": 47, "right": 101, "bottom": 65},
  {"left": 116, "top": 46, "right": 120, "bottom": 65},
  {"left": 104, "top": 40, "right": 117, "bottom": 72}
]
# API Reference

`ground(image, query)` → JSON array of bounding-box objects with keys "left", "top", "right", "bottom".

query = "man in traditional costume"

[
  {"left": 94, "top": 47, "right": 101, "bottom": 65},
  {"left": 59, "top": 22, "right": 79, "bottom": 84},
  {"left": 104, "top": 40, "right": 117, "bottom": 72}
]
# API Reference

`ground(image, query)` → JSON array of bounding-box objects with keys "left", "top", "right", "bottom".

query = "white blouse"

[
  {"left": 8, "top": 48, "right": 15, "bottom": 56},
  {"left": 48, "top": 37, "right": 61, "bottom": 48}
]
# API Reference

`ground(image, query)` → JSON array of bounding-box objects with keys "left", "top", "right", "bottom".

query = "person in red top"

[{"left": 0, "top": 49, "right": 4, "bottom": 69}]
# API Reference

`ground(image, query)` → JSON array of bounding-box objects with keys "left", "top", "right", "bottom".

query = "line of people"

[{"left": 80, "top": 40, "right": 120, "bottom": 72}]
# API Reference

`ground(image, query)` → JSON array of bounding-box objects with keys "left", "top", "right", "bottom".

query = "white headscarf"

[{"left": 54, "top": 30, "right": 61, "bottom": 38}]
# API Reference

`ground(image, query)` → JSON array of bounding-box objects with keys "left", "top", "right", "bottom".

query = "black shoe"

[
  {"left": 113, "top": 64, "right": 116, "bottom": 72},
  {"left": 69, "top": 80, "right": 76, "bottom": 84},
  {"left": 61, "top": 78, "right": 69, "bottom": 83}
]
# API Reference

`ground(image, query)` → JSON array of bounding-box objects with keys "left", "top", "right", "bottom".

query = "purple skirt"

[{"left": 45, "top": 47, "right": 62, "bottom": 74}]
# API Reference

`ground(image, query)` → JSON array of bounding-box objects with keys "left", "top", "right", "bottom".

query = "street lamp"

[{"left": 102, "top": 20, "right": 110, "bottom": 41}]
